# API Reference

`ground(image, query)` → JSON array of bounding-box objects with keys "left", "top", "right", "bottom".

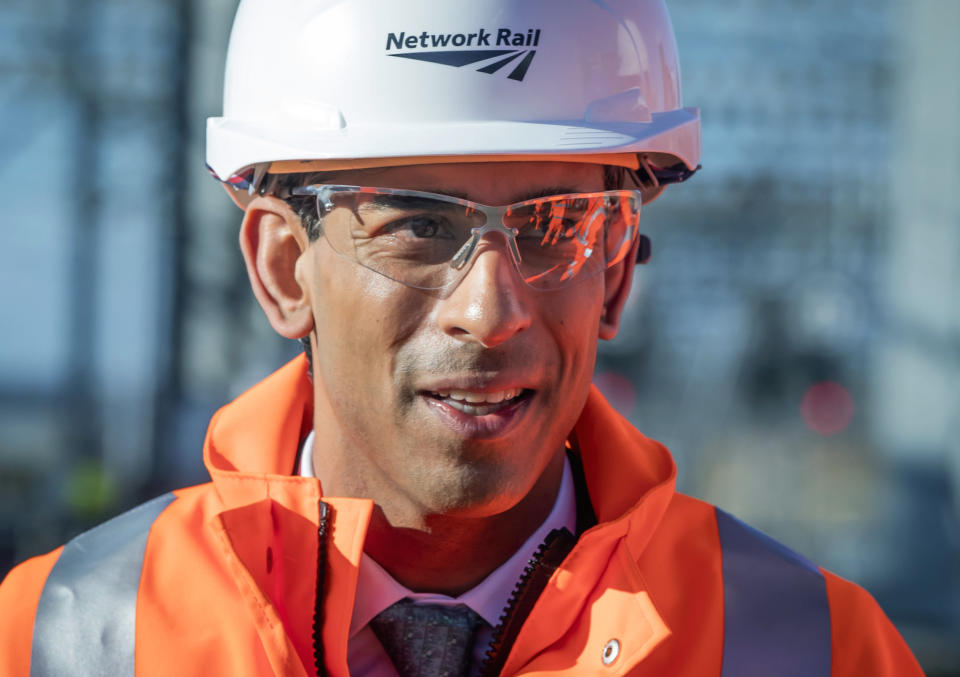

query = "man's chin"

[{"left": 404, "top": 456, "right": 536, "bottom": 520}]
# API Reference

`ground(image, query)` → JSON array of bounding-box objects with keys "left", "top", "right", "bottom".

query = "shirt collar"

[{"left": 298, "top": 430, "right": 577, "bottom": 634}]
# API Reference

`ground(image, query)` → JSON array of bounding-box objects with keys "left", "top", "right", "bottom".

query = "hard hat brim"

[{"left": 206, "top": 108, "right": 700, "bottom": 187}]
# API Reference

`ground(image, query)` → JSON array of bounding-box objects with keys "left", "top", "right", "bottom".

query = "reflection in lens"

[{"left": 511, "top": 195, "right": 634, "bottom": 289}]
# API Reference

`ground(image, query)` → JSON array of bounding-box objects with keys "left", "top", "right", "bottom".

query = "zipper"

[
  {"left": 312, "top": 500, "right": 331, "bottom": 677},
  {"left": 479, "top": 526, "right": 577, "bottom": 677}
]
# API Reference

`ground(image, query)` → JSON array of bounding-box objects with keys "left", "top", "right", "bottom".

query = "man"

[{"left": 0, "top": 1, "right": 924, "bottom": 675}]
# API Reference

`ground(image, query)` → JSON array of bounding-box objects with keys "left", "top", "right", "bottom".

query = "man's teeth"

[
  {"left": 432, "top": 388, "right": 524, "bottom": 404},
  {"left": 428, "top": 388, "right": 525, "bottom": 415}
]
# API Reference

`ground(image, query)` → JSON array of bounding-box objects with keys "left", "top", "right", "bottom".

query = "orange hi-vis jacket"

[{"left": 1, "top": 356, "right": 924, "bottom": 676}]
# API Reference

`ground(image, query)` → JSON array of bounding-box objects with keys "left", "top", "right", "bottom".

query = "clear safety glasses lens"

[{"left": 292, "top": 185, "right": 642, "bottom": 291}]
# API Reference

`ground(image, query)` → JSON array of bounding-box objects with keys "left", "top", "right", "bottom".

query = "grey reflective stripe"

[
  {"left": 717, "top": 507, "right": 832, "bottom": 677},
  {"left": 31, "top": 493, "right": 176, "bottom": 677}
]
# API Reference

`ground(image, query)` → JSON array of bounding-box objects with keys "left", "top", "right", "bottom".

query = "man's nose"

[{"left": 436, "top": 244, "right": 533, "bottom": 348}]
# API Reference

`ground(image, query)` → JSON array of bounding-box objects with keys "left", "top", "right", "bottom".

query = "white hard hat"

[{"left": 206, "top": 0, "right": 700, "bottom": 206}]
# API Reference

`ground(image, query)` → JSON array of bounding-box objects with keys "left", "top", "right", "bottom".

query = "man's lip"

[{"left": 419, "top": 390, "right": 534, "bottom": 439}]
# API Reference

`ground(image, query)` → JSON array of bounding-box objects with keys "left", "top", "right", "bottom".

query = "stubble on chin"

[{"left": 383, "top": 430, "right": 519, "bottom": 519}]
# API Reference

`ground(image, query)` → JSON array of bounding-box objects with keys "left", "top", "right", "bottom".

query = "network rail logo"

[{"left": 386, "top": 28, "right": 542, "bottom": 82}]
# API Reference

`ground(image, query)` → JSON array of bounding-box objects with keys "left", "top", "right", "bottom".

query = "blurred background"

[{"left": 1, "top": 0, "right": 957, "bottom": 672}]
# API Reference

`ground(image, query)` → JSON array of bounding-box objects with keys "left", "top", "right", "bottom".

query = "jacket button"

[{"left": 602, "top": 638, "right": 620, "bottom": 665}]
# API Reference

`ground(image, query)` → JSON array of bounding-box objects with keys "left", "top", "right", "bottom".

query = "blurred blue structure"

[{"left": 1, "top": 0, "right": 957, "bottom": 672}]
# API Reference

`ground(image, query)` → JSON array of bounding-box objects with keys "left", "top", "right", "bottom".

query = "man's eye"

[{"left": 384, "top": 215, "right": 453, "bottom": 239}]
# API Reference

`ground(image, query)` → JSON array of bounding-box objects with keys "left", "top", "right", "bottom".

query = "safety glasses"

[{"left": 290, "top": 185, "right": 646, "bottom": 291}]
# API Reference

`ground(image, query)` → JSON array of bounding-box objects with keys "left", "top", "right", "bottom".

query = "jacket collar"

[{"left": 203, "top": 354, "right": 318, "bottom": 520}]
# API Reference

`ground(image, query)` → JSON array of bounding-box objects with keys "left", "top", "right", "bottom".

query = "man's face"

[{"left": 300, "top": 162, "right": 622, "bottom": 517}]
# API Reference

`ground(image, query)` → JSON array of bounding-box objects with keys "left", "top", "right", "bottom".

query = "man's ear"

[
  {"left": 239, "top": 195, "right": 315, "bottom": 339},
  {"left": 598, "top": 237, "right": 641, "bottom": 340}
]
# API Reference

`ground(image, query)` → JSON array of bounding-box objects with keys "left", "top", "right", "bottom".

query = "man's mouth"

[{"left": 424, "top": 388, "right": 532, "bottom": 416}]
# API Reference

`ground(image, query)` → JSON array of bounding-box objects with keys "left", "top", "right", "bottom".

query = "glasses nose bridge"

[{"left": 450, "top": 203, "right": 521, "bottom": 272}]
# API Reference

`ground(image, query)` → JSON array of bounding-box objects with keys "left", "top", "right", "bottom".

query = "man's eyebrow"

[{"left": 364, "top": 193, "right": 465, "bottom": 211}]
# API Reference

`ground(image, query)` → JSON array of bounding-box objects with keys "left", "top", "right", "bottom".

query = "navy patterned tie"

[{"left": 369, "top": 599, "right": 488, "bottom": 677}]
